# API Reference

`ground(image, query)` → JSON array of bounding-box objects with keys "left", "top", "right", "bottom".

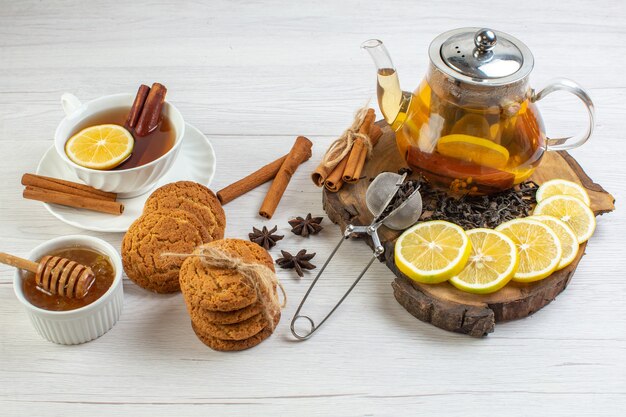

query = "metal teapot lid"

[{"left": 430, "top": 27, "right": 534, "bottom": 86}]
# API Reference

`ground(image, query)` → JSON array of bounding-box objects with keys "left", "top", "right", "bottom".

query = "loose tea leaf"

[
  {"left": 397, "top": 167, "right": 414, "bottom": 176},
  {"left": 369, "top": 169, "right": 538, "bottom": 229},
  {"left": 276, "top": 249, "right": 316, "bottom": 277},
  {"left": 375, "top": 179, "right": 421, "bottom": 222},
  {"left": 419, "top": 177, "right": 539, "bottom": 229}
]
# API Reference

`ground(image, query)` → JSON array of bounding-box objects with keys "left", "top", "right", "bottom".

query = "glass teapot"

[{"left": 363, "top": 28, "right": 595, "bottom": 194}]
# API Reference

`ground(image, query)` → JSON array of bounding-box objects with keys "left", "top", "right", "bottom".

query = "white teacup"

[{"left": 54, "top": 93, "right": 185, "bottom": 198}]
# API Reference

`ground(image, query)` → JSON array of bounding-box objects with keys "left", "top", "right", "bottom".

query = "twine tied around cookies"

[{"left": 162, "top": 247, "right": 286, "bottom": 331}]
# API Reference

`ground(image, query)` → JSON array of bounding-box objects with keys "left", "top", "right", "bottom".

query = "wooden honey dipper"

[{"left": 0, "top": 252, "right": 95, "bottom": 299}]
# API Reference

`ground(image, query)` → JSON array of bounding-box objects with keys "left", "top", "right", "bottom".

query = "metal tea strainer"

[{"left": 290, "top": 172, "right": 422, "bottom": 340}]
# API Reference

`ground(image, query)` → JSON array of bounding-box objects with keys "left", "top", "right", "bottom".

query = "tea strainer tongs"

[{"left": 290, "top": 172, "right": 423, "bottom": 340}]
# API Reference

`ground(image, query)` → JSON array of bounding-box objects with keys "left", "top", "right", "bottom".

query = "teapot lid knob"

[{"left": 474, "top": 28, "right": 497, "bottom": 52}]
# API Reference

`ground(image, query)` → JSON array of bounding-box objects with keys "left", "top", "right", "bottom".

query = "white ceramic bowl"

[
  {"left": 13, "top": 235, "right": 124, "bottom": 345},
  {"left": 54, "top": 93, "right": 186, "bottom": 198}
]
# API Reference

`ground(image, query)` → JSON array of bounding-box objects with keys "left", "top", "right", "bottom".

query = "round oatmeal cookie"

[
  {"left": 179, "top": 239, "right": 276, "bottom": 312},
  {"left": 122, "top": 211, "right": 203, "bottom": 293},
  {"left": 190, "top": 314, "right": 279, "bottom": 352},
  {"left": 149, "top": 208, "right": 211, "bottom": 243},
  {"left": 191, "top": 302, "right": 264, "bottom": 325},
  {"left": 143, "top": 181, "right": 226, "bottom": 242},
  {"left": 191, "top": 310, "right": 280, "bottom": 341}
]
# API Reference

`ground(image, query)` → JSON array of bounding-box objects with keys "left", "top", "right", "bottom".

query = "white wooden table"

[{"left": 1, "top": 1, "right": 624, "bottom": 415}]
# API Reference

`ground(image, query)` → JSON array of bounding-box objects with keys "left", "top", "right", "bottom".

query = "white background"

[{"left": 0, "top": 1, "right": 624, "bottom": 416}]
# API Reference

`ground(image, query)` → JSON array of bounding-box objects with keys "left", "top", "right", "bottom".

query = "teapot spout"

[{"left": 361, "top": 39, "right": 410, "bottom": 127}]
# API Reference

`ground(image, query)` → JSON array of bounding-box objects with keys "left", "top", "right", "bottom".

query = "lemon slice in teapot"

[{"left": 437, "top": 134, "right": 510, "bottom": 169}]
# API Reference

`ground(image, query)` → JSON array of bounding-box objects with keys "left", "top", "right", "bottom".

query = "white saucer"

[{"left": 35, "top": 123, "right": 216, "bottom": 233}]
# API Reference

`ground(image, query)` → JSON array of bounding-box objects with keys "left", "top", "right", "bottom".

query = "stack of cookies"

[
  {"left": 122, "top": 181, "right": 226, "bottom": 293},
  {"left": 179, "top": 239, "right": 281, "bottom": 351}
]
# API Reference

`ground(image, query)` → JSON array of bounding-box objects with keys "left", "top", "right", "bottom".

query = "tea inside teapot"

[{"left": 397, "top": 76, "right": 545, "bottom": 194}]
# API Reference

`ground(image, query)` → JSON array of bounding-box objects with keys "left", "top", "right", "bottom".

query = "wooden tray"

[{"left": 323, "top": 122, "right": 615, "bottom": 337}]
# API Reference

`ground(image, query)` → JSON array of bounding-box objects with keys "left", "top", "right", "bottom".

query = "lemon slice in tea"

[
  {"left": 531, "top": 215, "right": 579, "bottom": 270},
  {"left": 65, "top": 124, "right": 134, "bottom": 170},
  {"left": 449, "top": 228, "right": 519, "bottom": 294},
  {"left": 395, "top": 220, "right": 471, "bottom": 284},
  {"left": 437, "top": 134, "right": 510, "bottom": 169},
  {"left": 495, "top": 218, "right": 562, "bottom": 283},
  {"left": 536, "top": 179, "right": 591, "bottom": 206},
  {"left": 534, "top": 195, "right": 596, "bottom": 243}
]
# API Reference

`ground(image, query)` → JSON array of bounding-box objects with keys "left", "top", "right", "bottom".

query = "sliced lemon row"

[
  {"left": 495, "top": 218, "right": 562, "bottom": 283},
  {"left": 534, "top": 195, "right": 596, "bottom": 243},
  {"left": 449, "top": 229, "right": 519, "bottom": 294},
  {"left": 65, "top": 124, "right": 134, "bottom": 170},
  {"left": 394, "top": 202, "right": 591, "bottom": 291},
  {"left": 530, "top": 215, "right": 579, "bottom": 270},
  {"left": 395, "top": 220, "right": 471, "bottom": 284},
  {"left": 536, "top": 179, "right": 591, "bottom": 206}
]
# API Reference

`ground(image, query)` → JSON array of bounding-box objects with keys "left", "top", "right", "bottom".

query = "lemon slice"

[
  {"left": 395, "top": 220, "right": 471, "bottom": 284},
  {"left": 489, "top": 123, "right": 501, "bottom": 141},
  {"left": 495, "top": 218, "right": 562, "bottom": 282},
  {"left": 533, "top": 195, "right": 596, "bottom": 243},
  {"left": 449, "top": 228, "right": 519, "bottom": 294},
  {"left": 536, "top": 179, "right": 591, "bottom": 206},
  {"left": 436, "top": 134, "right": 510, "bottom": 169},
  {"left": 65, "top": 124, "right": 134, "bottom": 170},
  {"left": 531, "top": 215, "right": 579, "bottom": 270},
  {"left": 511, "top": 166, "right": 535, "bottom": 183}
]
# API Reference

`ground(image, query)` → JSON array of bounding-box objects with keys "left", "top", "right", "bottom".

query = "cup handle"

[
  {"left": 60, "top": 93, "right": 83, "bottom": 117},
  {"left": 531, "top": 78, "right": 595, "bottom": 151}
]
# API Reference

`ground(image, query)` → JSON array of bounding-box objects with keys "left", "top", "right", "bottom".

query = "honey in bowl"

[
  {"left": 22, "top": 247, "right": 115, "bottom": 311},
  {"left": 66, "top": 106, "right": 175, "bottom": 171}
]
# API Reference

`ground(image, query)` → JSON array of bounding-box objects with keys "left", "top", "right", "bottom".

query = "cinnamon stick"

[
  {"left": 324, "top": 125, "right": 383, "bottom": 193},
  {"left": 369, "top": 124, "right": 383, "bottom": 143},
  {"left": 312, "top": 157, "right": 337, "bottom": 188},
  {"left": 125, "top": 84, "right": 150, "bottom": 129},
  {"left": 349, "top": 123, "right": 383, "bottom": 182},
  {"left": 217, "top": 154, "right": 288, "bottom": 205},
  {"left": 343, "top": 109, "right": 376, "bottom": 182},
  {"left": 259, "top": 136, "right": 313, "bottom": 219},
  {"left": 23, "top": 186, "right": 124, "bottom": 215},
  {"left": 21, "top": 173, "right": 117, "bottom": 201},
  {"left": 324, "top": 157, "right": 348, "bottom": 193},
  {"left": 311, "top": 138, "right": 349, "bottom": 188},
  {"left": 135, "top": 83, "right": 167, "bottom": 137}
]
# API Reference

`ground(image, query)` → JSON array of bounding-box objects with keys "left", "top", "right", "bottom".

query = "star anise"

[
  {"left": 276, "top": 249, "right": 316, "bottom": 277},
  {"left": 288, "top": 213, "right": 323, "bottom": 237},
  {"left": 248, "top": 225, "right": 284, "bottom": 250}
]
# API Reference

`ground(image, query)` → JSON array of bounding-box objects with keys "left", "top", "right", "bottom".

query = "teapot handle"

[{"left": 531, "top": 78, "right": 595, "bottom": 151}]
